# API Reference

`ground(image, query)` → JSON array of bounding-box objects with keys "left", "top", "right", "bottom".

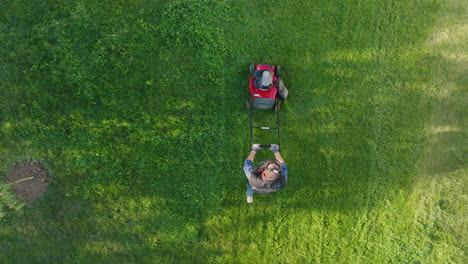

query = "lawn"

[{"left": 0, "top": 0, "right": 466, "bottom": 263}]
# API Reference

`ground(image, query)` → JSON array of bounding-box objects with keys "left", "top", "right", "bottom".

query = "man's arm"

[
  {"left": 279, "top": 156, "right": 288, "bottom": 182},
  {"left": 248, "top": 144, "right": 261, "bottom": 161},
  {"left": 274, "top": 152, "right": 285, "bottom": 163},
  {"left": 247, "top": 151, "right": 256, "bottom": 161},
  {"left": 244, "top": 144, "right": 261, "bottom": 180},
  {"left": 243, "top": 159, "right": 254, "bottom": 180},
  {"left": 270, "top": 146, "right": 287, "bottom": 182},
  {"left": 269, "top": 145, "right": 285, "bottom": 163}
]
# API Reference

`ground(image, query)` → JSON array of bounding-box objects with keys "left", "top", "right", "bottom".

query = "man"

[{"left": 243, "top": 144, "right": 288, "bottom": 203}]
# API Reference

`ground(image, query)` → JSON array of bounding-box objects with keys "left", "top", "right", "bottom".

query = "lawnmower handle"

[{"left": 260, "top": 145, "right": 271, "bottom": 148}]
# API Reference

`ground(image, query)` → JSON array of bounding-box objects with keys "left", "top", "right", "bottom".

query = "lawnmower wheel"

[
  {"left": 274, "top": 65, "right": 281, "bottom": 76},
  {"left": 249, "top": 63, "right": 255, "bottom": 73}
]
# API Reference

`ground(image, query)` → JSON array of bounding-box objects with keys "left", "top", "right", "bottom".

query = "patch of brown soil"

[{"left": 7, "top": 161, "right": 50, "bottom": 202}]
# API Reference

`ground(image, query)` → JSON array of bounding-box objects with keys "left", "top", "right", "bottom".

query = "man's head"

[{"left": 261, "top": 160, "right": 280, "bottom": 181}]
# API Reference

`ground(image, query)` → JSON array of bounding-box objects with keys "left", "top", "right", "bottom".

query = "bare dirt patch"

[{"left": 7, "top": 161, "right": 50, "bottom": 202}]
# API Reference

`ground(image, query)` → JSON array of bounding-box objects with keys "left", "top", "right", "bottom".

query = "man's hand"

[
  {"left": 251, "top": 144, "right": 261, "bottom": 153},
  {"left": 270, "top": 144, "right": 280, "bottom": 153}
]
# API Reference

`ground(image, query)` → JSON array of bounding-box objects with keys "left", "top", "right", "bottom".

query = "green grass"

[{"left": 1, "top": 0, "right": 466, "bottom": 263}]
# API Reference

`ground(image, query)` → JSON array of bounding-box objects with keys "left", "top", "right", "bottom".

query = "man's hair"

[{"left": 253, "top": 159, "right": 281, "bottom": 181}]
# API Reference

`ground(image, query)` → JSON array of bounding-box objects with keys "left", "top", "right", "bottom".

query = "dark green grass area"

[{"left": 1, "top": 0, "right": 465, "bottom": 263}]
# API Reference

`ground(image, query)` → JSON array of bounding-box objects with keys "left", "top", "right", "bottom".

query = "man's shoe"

[{"left": 247, "top": 195, "right": 253, "bottom": 204}]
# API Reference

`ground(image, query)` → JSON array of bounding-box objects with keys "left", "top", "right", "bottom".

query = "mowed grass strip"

[{"left": 0, "top": 0, "right": 465, "bottom": 263}]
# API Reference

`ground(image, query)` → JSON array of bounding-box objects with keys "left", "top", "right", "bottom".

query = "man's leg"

[{"left": 246, "top": 184, "right": 254, "bottom": 203}]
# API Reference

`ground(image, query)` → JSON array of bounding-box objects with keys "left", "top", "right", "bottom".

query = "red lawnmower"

[{"left": 248, "top": 63, "right": 289, "bottom": 150}]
